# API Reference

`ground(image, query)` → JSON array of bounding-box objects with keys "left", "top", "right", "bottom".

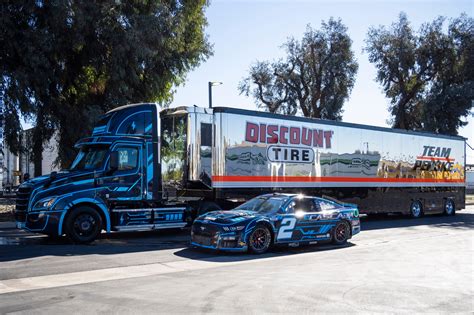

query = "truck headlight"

[{"left": 33, "top": 197, "right": 57, "bottom": 210}]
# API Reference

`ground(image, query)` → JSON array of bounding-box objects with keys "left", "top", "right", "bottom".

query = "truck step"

[{"left": 113, "top": 222, "right": 187, "bottom": 232}]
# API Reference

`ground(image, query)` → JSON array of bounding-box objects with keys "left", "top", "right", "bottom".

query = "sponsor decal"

[
  {"left": 245, "top": 121, "right": 333, "bottom": 164},
  {"left": 245, "top": 122, "right": 333, "bottom": 149},
  {"left": 414, "top": 146, "right": 454, "bottom": 171},
  {"left": 267, "top": 145, "right": 315, "bottom": 163}
]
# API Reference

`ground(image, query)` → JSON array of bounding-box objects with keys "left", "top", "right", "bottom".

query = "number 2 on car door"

[{"left": 277, "top": 217, "right": 296, "bottom": 240}]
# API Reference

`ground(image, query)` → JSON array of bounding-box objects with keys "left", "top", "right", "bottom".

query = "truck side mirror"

[{"left": 109, "top": 151, "right": 119, "bottom": 172}]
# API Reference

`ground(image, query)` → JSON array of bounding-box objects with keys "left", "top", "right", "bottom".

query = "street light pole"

[
  {"left": 208, "top": 82, "right": 212, "bottom": 109},
  {"left": 208, "top": 81, "right": 223, "bottom": 108}
]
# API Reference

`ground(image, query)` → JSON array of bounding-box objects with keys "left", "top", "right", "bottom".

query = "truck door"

[{"left": 100, "top": 143, "right": 143, "bottom": 201}]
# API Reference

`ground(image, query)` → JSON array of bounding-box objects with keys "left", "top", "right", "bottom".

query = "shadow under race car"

[{"left": 191, "top": 193, "right": 360, "bottom": 254}]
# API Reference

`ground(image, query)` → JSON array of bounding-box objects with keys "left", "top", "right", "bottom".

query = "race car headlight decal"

[{"left": 222, "top": 226, "right": 245, "bottom": 232}]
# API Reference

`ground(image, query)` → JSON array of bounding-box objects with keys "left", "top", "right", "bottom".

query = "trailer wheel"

[
  {"left": 332, "top": 221, "right": 350, "bottom": 245},
  {"left": 409, "top": 201, "right": 423, "bottom": 218},
  {"left": 444, "top": 199, "right": 455, "bottom": 216},
  {"left": 65, "top": 206, "right": 102, "bottom": 244},
  {"left": 248, "top": 225, "right": 272, "bottom": 254}
]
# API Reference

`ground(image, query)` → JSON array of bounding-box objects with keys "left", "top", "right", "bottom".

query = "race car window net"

[{"left": 286, "top": 198, "right": 319, "bottom": 213}]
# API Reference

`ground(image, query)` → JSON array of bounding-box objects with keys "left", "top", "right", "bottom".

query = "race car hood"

[{"left": 199, "top": 210, "right": 258, "bottom": 224}]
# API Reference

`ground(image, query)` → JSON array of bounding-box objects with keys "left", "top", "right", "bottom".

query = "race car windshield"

[{"left": 235, "top": 196, "right": 288, "bottom": 214}]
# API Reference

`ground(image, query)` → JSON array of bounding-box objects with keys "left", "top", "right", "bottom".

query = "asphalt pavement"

[{"left": 0, "top": 207, "right": 472, "bottom": 314}]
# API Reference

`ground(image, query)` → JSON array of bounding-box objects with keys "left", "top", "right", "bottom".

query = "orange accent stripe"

[
  {"left": 416, "top": 156, "right": 455, "bottom": 162},
  {"left": 212, "top": 176, "right": 464, "bottom": 183}
]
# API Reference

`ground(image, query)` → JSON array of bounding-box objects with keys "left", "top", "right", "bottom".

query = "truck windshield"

[
  {"left": 70, "top": 146, "right": 109, "bottom": 171},
  {"left": 235, "top": 196, "right": 289, "bottom": 214}
]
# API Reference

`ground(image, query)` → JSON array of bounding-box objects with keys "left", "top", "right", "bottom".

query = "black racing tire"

[
  {"left": 444, "top": 199, "right": 455, "bottom": 216},
  {"left": 197, "top": 201, "right": 221, "bottom": 216},
  {"left": 409, "top": 201, "right": 423, "bottom": 218},
  {"left": 65, "top": 206, "right": 102, "bottom": 244},
  {"left": 332, "top": 221, "right": 350, "bottom": 245},
  {"left": 248, "top": 225, "right": 272, "bottom": 254}
]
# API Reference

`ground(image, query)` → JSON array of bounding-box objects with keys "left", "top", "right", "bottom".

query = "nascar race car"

[{"left": 191, "top": 194, "right": 360, "bottom": 254}]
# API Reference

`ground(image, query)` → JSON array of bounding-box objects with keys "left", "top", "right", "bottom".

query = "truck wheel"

[
  {"left": 248, "top": 225, "right": 272, "bottom": 254},
  {"left": 65, "top": 206, "right": 102, "bottom": 244},
  {"left": 409, "top": 201, "right": 423, "bottom": 218},
  {"left": 444, "top": 199, "right": 455, "bottom": 216},
  {"left": 332, "top": 221, "right": 350, "bottom": 245}
]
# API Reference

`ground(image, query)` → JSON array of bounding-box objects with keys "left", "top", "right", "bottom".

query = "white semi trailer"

[{"left": 161, "top": 106, "right": 465, "bottom": 215}]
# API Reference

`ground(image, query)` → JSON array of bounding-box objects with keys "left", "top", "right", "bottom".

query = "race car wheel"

[
  {"left": 444, "top": 199, "right": 455, "bottom": 216},
  {"left": 332, "top": 221, "right": 350, "bottom": 245},
  {"left": 248, "top": 225, "right": 272, "bottom": 254},
  {"left": 409, "top": 201, "right": 423, "bottom": 218},
  {"left": 66, "top": 206, "right": 102, "bottom": 244}
]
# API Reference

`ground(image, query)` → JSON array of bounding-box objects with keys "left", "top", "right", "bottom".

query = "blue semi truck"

[
  {"left": 14, "top": 103, "right": 465, "bottom": 243},
  {"left": 14, "top": 103, "right": 198, "bottom": 243}
]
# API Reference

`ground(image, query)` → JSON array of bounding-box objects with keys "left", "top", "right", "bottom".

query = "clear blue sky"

[{"left": 170, "top": 0, "right": 473, "bottom": 162}]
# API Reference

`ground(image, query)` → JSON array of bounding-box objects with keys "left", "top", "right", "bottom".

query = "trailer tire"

[
  {"left": 409, "top": 201, "right": 423, "bottom": 218},
  {"left": 65, "top": 206, "right": 102, "bottom": 244},
  {"left": 332, "top": 221, "right": 350, "bottom": 245},
  {"left": 444, "top": 199, "right": 455, "bottom": 216},
  {"left": 198, "top": 201, "right": 221, "bottom": 216}
]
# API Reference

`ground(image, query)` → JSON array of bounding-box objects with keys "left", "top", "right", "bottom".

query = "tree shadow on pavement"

[{"left": 0, "top": 226, "right": 191, "bottom": 262}]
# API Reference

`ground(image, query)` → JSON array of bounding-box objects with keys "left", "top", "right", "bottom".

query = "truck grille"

[{"left": 15, "top": 186, "right": 32, "bottom": 222}]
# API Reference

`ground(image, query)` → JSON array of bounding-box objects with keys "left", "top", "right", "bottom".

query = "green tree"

[
  {"left": 365, "top": 13, "right": 473, "bottom": 134},
  {"left": 1, "top": 0, "right": 212, "bottom": 175},
  {"left": 239, "top": 18, "right": 358, "bottom": 120}
]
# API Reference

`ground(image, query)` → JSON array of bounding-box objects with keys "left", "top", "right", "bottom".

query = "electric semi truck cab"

[{"left": 14, "top": 103, "right": 204, "bottom": 243}]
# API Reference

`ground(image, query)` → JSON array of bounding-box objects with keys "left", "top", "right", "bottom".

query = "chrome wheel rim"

[
  {"left": 411, "top": 203, "right": 421, "bottom": 217},
  {"left": 250, "top": 228, "right": 271, "bottom": 251},
  {"left": 446, "top": 200, "right": 454, "bottom": 215}
]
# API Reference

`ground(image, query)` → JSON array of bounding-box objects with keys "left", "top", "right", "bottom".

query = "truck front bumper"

[{"left": 16, "top": 210, "right": 64, "bottom": 235}]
